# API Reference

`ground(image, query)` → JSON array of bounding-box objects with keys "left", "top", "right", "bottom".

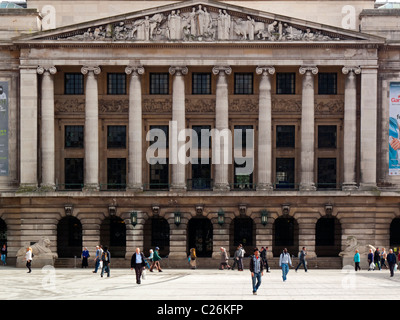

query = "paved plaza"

[{"left": 0, "top": 266, "right": 399, "bottom": 300}]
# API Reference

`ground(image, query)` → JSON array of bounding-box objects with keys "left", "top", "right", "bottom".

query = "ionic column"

[
  {"left": 125, "top": 65, "right": 145, "bottom": 191},
  {"left": 212, "top": 66, "right": 232, "bottom": 191},
  {"left": 81, "top": 66, "right": 101, "bottom": 191},
  {"left": 360, "top": 66, "right": 378, "bottom": 190},
  {"left": 256, "top": 66, "right": 275, "bottom": 191},
  {"left": 342, "top": 66, "right": 361, "bottom": 190},
  {"left": 169, "top": 66, "right": 188, "bottom": 191},
  {"left": 299, "top": 66, "right": 318, "bottom": 191},
  {"left": 20, "top": 66, "right": 39, "bottom": 188},
  {"left": 37, "top": 66, "right": 57, "bottom": 190}
]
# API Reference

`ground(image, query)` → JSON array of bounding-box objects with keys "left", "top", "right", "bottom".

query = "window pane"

[
  {"left": 64, "top": 158, "right": 83, "bottom": 190},
  {"left": 65, "top": 125, "right": 84, "bottom": 148},
  {"left": 234, "top": 73, "right": 253, "bottom": 95},
  {"left": 192, "top": 73, "right": 211, "bottom": 95},
  {"left": 191, "top": 159, "right": 211, "bottom": 190},
  {"left": 234, "top": 158, "right": 254, "bottom": 189},
  {"left": 276, "top": 158, "right": 295, "bottom": 189},
  {"left": 65, "top": 73, "right": 84, "bottom": 95},
  {"left": 107, "top": 73, "right": 126, "bottom": 95},
  {"left": 234, "top": 125, "right": 253, "bottom": 149},
  {"left": 107, "top": 125, "right": 126, "bottom": 149},
  {"left": 150, "top": 73, "right": 169, "bottom": 95},
  {"left": 107, "top": 158, "right": 126, "bottom": 189},
  {"left": 192, "top": 125, "right": 211, "bottom": 149},
  {"left": 317, "top": 158, "right": 337, "bottom": 189},
  {"left": 149, "top": 125, "right": 169, "bottom": 148},
  {"left": 276, "top": 125, "right": 295, "bottom": 148},
  {"left": 276, "top": 73, "right": 295, "bottom": 94},
  {"left": 318, "top": 125, "right": 337, "bottom": 148},
  {"left": 318, "top": 73, "right": 337, "bottom": 95},
  {"left": 150, "top": 160, "right": 169, "bottom": 189}
]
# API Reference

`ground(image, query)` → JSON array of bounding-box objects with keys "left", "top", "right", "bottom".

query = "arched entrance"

[
  {"left": 0, "top": 218, "right": 6, "bottom": 248},
  {"left": 188, "top": 217, "right": 213, "bottom": 257},
  {"left": 100, "top": 216, "right": 126, "bottom": 258},
  {"left": 390, "top": 218, "right": 400, "bottom": 250},
  {"left": 273, "top": 217, "right": 299, "bottom": 256},
  {"left": 315, "top": 216, "right": 341, "bottom": 257},
  {"left": 229, "top": 217, "right": 254, "bottom": 257},
  {"left": 57, "top": 216, "right": 82, "bottom": 258},
  {"left": 143, "top": 217, "right": 170, "bottom": 257}
]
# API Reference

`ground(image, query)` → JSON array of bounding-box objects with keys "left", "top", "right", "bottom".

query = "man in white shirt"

[{"left": 279, "top": 248, "right": 293, "bottom": 282}]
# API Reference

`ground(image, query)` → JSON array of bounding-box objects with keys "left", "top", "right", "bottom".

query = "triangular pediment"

[{"left": 16, "top": 0, "right": 385, "bottom": 44}]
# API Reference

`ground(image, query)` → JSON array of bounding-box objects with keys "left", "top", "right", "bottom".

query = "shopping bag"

[
  {"left": 395, "top": 264, "right": 398, "bottom": 272},
  {"left": 370, "top": 262, "right": 375, "bottom": 270},
  {"left": 142, "top": 268, "right": 147, "bottom": 280},
  {"left": 99, "top": 261, "right": 103, "bottom": 269}
]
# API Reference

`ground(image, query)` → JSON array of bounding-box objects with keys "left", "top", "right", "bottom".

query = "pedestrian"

[
  {"left": 232, "top": 246, "right": 241, "bottom": 270},
  {"left": 381, "top": 248, "right": 388, "bottom": 269},
  {"left": 25, "top": 247, "right": 33, "bottom": 273},
  {"left": 354, "top": 249, "right": 361, "bottom": 271},
  {"left": 1, "top": 244, "right": 6, "bottom": 266},
  {"left": 219, "top": 247, "right": 231, "bottom": 270},
  {"left": 189, "top": 248, "right": 197, "bottom": 269},
  {"left": 374, "top": 247, "right": 381, "bottom": 270},
  {"left": 279, "top": 248, "right": 292, "bottom": 282},
  {"left": 249, "top": 248, "right": 264, "bottom": 295},
  {"left": 368, "top": 249, "right": 374, "bottom": 271},
  {"left": 131, "top": 248, "right": 146, "bottom": 284},
  {"left": 387, "top": 249, "right": 397, "bottom": 277},
  {"left": 238, "top": 244, "right": 245, "bottom": 271},
  {"left": 81, "top": 247, "right": 90, "bottom": 268},
  {"left": 100, "top": 246, "right": 111, "bottom": 278},
  {"left": 92, "top": 245, "right": 101, "bottom": 273},
  {"left": 295, "top": 247, "right": 308, "bottom": 272},
  {"left": 150, "top": 247, "right": 163, "bottom": 272},
  {"left": 264, "top": 247, "right": 270, "bottom": 272}
]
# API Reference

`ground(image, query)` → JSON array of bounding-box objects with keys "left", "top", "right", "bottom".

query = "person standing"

[
  {"left": 381, "top": 248, "right": 388, "bottom": 269},
  {"left": 25, "top": 247, "right": 33, "bottom": 273},
  {"left": 1, "top": 244, "right": 6, "bottom": 266},
  {"left": 249, "top": 248, "right": 264, "bottom": 295},
  {"left": 92, "top": 245, "right": 101, "bottom": 273},
  {"left": 189, "top": 248, "right": 197, "bottom": 270},
  {"left": 131, "top": 248, "right": 146, "bottom": 284},
  {"left": 100, "top": 247, "right": 111, "bottom": 278},
  {"left": 279, "top": 248, "right": 292, "bottom": 282},
  {"left": 150, "top": 247, "right": 163, "bottom": 272},
  {"left": 219, "top": 247, "right": 231, "bottom": 270},
  {"left": 81, "top": 247, "right": 90, "bottom": 268},
  {"left": 238, "top": 244, "right": 245, "bottom": 271},
  {"left": 354, "top": 249, "right": 361, "bottom": 271},
  {"left": 295, "top": 247, "right": 308, "bottom": 272},
  {"left": 264, "top": 247, "right": 270, "bottom": 272},
  {"left": 387, "top": 249, "right": 397, "bottom": 277},
  {"left": 367, "top": 249, "right": 374, "bottom": 271},
  {"left": 232, "top": 246, "right": 240, "bottom": 271},
  {"left": 374, "top": 247, "right": 381, "bottom": 270}
]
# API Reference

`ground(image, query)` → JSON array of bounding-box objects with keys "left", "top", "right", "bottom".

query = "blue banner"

[{"left": 389, "top": 82, "right": 400, "bottom": 175}]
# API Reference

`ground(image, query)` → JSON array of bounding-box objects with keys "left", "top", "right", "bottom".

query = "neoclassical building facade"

[{"left": 0, "top": 0, "right": 400, "bottom": 267}]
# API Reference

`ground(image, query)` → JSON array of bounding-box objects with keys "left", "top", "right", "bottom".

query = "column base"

[
  {"left": 359, "top": 183, "right": 377, "bottom": 191},
  {"left": 17, "top": 183, "right": 38, "bottom": 193},
  {"left": 299, "top": 183, "right": 316, "bottom": 191},
  {"left": 256, "top": 183, "right": 274, "bottom": 191},
  {"left": 213, "top": 183, "right": 230, "bottom": 192},
  {"left": 82, "top": 183, "right": 100, "bottom": 192},
  {"left": 342, "top": 182, "right": 358, "bottom": 191}
]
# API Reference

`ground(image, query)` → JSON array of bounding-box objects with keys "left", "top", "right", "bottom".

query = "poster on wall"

[
  {"left": 0, "top": 82, "right": 8, "bottom": 176},
  {"left": 389, "top": 82, "right": 400, "bottom": 175}
]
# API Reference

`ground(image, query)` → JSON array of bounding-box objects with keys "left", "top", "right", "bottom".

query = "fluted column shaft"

[
  {"left": 256, "top": 66, "right": 275, "bottom": 190},
  {"left": 126, "top": 66, "right": 145, "bottom": 191},
  {"left": 81, "top": 66, "right": 101, "bottom": 190},
  {"left": 299, "top": 66, "right": 318, "bottom": 191}
]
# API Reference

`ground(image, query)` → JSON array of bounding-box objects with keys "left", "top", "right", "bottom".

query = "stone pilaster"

[
  {"left": 342, "top": 66, "right": 361, "bottom": 190},
  {"left": 296, "top": 216, "right": 318, "bottom": 258},
  {"left": 299, "top": 66, "right": 318, "bottom": 191},
  {"left": 256, "top": 66, "right": 275, "bottom": 191},
  {"left": 81, "top": 66, "right": 101, "bottom": 191},
  {"left": 125, "top": 65, "right": 145, "bottom": 191},
  {"left": 212, "top": 66, "right": 232, "bottom": 191},
  {"left": 37, "top": 66, "right": 57, "bottom": 190},
  {"left": 169, "top": 66, "right": 188, "bottom": 191}
]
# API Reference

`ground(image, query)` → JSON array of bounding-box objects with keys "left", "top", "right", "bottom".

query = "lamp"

[
  {"left": 130, "top": 211, "right": 138, "bottom": 227},
  {"left": 218, "top": 209, "right": 225, "bottom": 226},
  {"left": 174, "top": 211, "right": 181, "bottom": 226},
  {"left": 261, "top": 209, "right": 268, "bottom": 226}
]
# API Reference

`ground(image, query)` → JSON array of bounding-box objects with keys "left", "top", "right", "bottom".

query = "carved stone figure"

[
  {"left": 167, "top": 10, "right": 182, "bottom": 40},
  {"left": 16, "top": 237, "right": 58, "bottom": 267},
  {"left": 339, "top": 236, "right": 376, "bottom": 266}
]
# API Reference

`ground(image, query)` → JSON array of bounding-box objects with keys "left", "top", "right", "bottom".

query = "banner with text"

[
  {"left": 0, "top": 82, "right": 8, "bottom": 176},
  {"left": 389, "top": 82, "right": 400, "bottom": 175}
]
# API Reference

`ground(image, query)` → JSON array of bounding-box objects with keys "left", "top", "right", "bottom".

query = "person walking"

[
  {"left": 219, "top": 247, "right": 231, "bottom": 270},
  {"left": 1, "top": 244, "right": 7, "bottom": 266},
  {"left": 150, "top": 247, "right": 163, "bottom": 272},
  {"left": 264, "top": 247, "right": 270, "bottom": 272},
  {"left": 354, "top": 249, "right": 361, "bottom": 271},
  {"left": 238, "top": 244, "right": 245, "bottom": 271},
  {"left": 249, "top": 248, "right": 264, "bottom": 295},
  {"left": 295, "top": 247, "right": 308, "bottom": 272},
  {"left": 279, "top": 248, "right": 292, "bottom": 282},
  {"left": 381, "top": 248, "right": 388, "bottom": 269},
  {"left": 92, "top": 245, "right": 102, "bottom": 273},
  {"left": 367, "top": 249, "right": 374, "bottom": 271},
  {"left": 387, "top": 249, "right": 397, "bottom": 277},
  {"left": 232, "top": 246, "right": 241, "bottom": 271},
  {"left": 81, "top": 247, "right": 90, "bottom": 268},
  {"left": 25, "top": 247, "right": 33, "bottom": 273},
  {"left": 189, "top": 248, "right": 197, "bottom": 270},
  {"left": 131, "top": 248, "right": 147, "bottom": 284},
  {"left": 374, "top": 247, "right": 381, "bottom": 270},
  {"left": 100, "top": 247, "right": 111, "bottom": 278}
]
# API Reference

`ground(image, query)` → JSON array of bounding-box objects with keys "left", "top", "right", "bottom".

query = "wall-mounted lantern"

[
  {"left": 130, "top": 211, "right": 138, "bottom": 227},
  {"left": 260, "top": 209, "right": 268, "bottom": 226},
  {"left": 174, "top": 211, "right": 181, "bottom": 227},
  {"left": 218, "top": 209, "right": 225, "bottom": 226}
]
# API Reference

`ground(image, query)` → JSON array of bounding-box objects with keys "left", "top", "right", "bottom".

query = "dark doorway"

[
  {"left": 230, "top": 217, "right": 254, "bottom": 257},
  {"left": 188, "top": 218, "right": 213, "bottom": 257},
  {"left": 390, "top": 218, "right": 400, "bottom": 251},
  {"left": 57, "top": 216, "right": 82, "bottom": 258},
  {"left": 315, "top": 217, "right": 341, "bottom": 257},
  {"left": 100, "top": 216, "right": 126, "bottom": 258},
  {"left": 143, "top": 217, "right": 170, "bottom": 257},
  {"left": 0, "top": 218, "right": 6, "bottom": 248},
  {"left": 273, "top": 217, "right": 299, "bottom": 256}
]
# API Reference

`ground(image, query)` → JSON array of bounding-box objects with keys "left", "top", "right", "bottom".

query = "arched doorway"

[
  {"left": 57, "top": 216, "right": 82, "bottom": 258},
  {"left": 143, "top": 217, "right": 170, "bottom": 257},
  {"left": 315, "top": 216, "right": 341, "bottom": 257},
  {"left": 188, "top": 217, "right": 213, "bottom": 257},
  {"left": 273, "top": 217, "right": 299, "bottom": 256},
  {"left": 229, "top": 217, "right": 254, "bottom": 257},
  {"left": 100, "top": 216, "right": 126, "bottom": 258},
  {"left": 0, "top": 218, "right": 6, "bottom": 248},
  {"left": 390, "top": 218, "right": 400, "bottom": 250}
]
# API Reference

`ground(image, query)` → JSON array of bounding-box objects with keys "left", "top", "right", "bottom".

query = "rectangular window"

[
  {"left": 276, "top": 158, "right": 295, "bottom": 189},
  {"left": 64, "top": 158, "right": 83, "bottom": 190},
  {"left": 65, "top": 125, "right": 84, "bottom": 148},
  {"left": 149, "top": 160, "right": 169, "bottom": 189},
  {"left": 150, "top": 73, "right": 169, "bottom": 95},
  {"left": 192, "top": 125, "right": 211, "bottom": 149},
  {"left": 318, "top": 73, "right": 337, "bottom": 95},
  {"left": 107, "top": 73, "right": 126, "bottom": 95},
  {"left": 276, "top": 72, "right": 296, "bottom": 94},
  {"left": 107, "top": 125, "right": 126, "bottom": 149},
  {"left": 191, "top": 158, "right": 211, "bottom": 190},
  {"left": 192, "top": 73, "right": 211, "bottom": 95},
  {"left": 318, "top": 125, "right": 337, "bottom": 149},
  {"left": 149, "top": 125, "right": 169, "bottom": 148},
  {"left": 64, "top": 73, "right": 84, "bottom": 95},
  {"left": 317, "top": 158, "right": 337, "bottom": 189},
  {"left": 276, "top": 125, "right": 295, "bottom": 148},
  {"left": 234, "top": 158, "right": 254, "bottom": 189},
  {"left": 107, "top": 158, "right": 126, "bottom": 190},
  {"left": 234, "top": 125, "right": 253, "bottom": 149},
  {"left": 234, "top": 73, "right": 253, "bottom": 95}
]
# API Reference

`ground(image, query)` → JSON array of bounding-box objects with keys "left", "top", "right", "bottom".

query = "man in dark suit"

[{"left": 131, "top": 248, "right": 147, "bottom": 284}]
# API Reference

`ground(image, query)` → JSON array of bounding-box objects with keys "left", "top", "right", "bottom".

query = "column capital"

[
  {"left": 81, "top": 65, "right": 101, "bottom": 75},
  {"left": 342, "top": 66, "right": 361, "bottom": 75},
  {"left": 299, "top": 66, "right": 318, "bottom": 75},
  {"left": 212, "top": 66, "right": 232, "bottom": 76},
  {"left": 256, "top": 66, "right": 275, "bottom": 76},
  {"left": 125, "top": 65, "right": 145, "bottom": 76},
  {"left": 37, "top": 66, "right": 57, "bottom": 75},
  {"left": 169, "top": 66, "right": 188, "bottom": 76}
]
